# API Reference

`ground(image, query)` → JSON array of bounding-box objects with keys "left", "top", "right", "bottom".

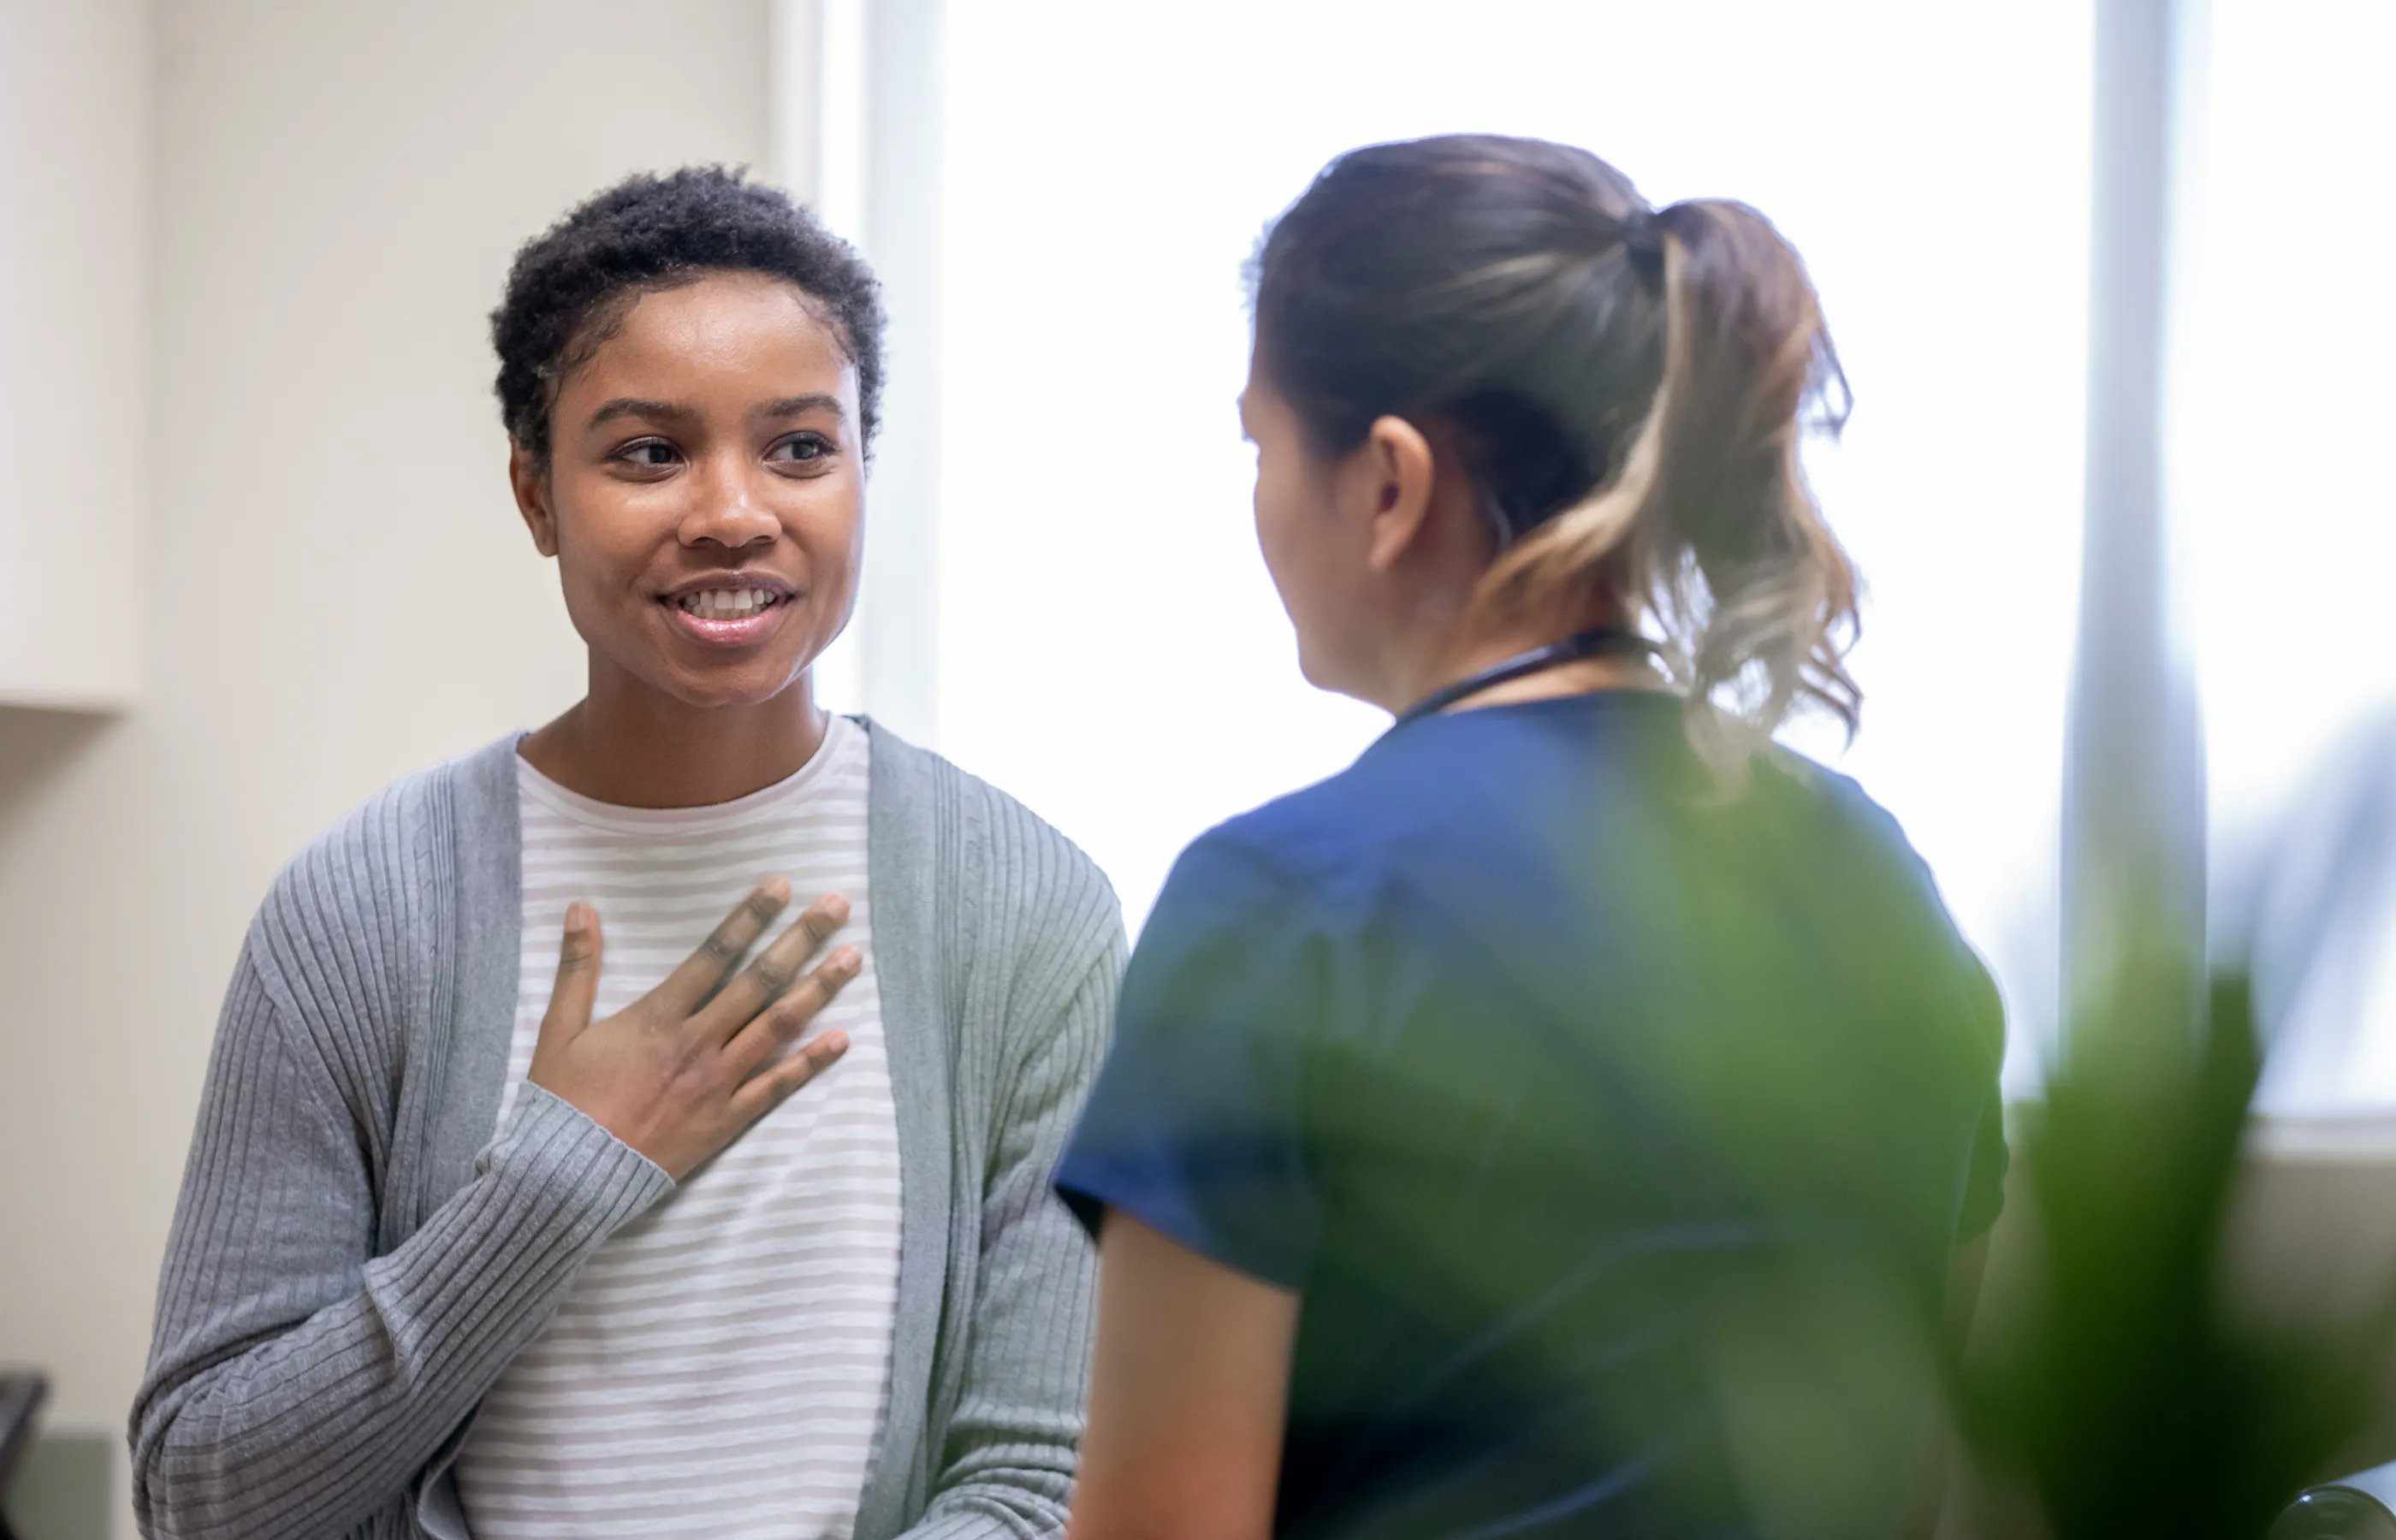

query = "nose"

[{"left": 677, "top": 451, "right": 780, "bottom": 550}]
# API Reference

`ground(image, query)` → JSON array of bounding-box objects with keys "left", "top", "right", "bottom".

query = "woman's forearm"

[{"left": 133, "top": 957, "right": 668, "bottom": 1540}]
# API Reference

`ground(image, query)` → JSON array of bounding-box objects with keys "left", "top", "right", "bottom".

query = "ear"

[
  {"left": 509, "top": 441, "right": 560, "bottom": 558},
  {"left": 1354, "top": 415, "right": 1438, "bottom": 574}
]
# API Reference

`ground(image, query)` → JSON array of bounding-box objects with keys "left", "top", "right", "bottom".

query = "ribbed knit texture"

[{"left": 131, "top": 721, "right": 1124, "bottom": 1540}]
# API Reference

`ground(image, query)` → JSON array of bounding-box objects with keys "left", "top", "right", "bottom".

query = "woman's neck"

[
  {"left": 1387, "top": 608, "right": 1662, "bottom": 717},
  {"left": 518, "top": 665, "right": 829, "bottom": 809}
]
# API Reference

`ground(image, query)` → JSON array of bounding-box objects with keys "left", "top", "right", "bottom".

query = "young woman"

[
  {"left": 1054, "top": 136, "right": 2008, "bottom": 1539},
  {"left": 133, "top": 169, "right": 1123, "bottom": 1540}
]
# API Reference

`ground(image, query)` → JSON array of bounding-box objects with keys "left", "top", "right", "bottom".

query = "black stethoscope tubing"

[{"left": 1389, "top": 627, "right": 1662, "bottom": 730}]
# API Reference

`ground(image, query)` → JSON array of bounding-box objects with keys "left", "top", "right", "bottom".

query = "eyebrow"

[
  {"left": 757, "top": 394, "right": 846, "bottom": 421},
  {"left": 583, "top": 394, "right": 848, "bottom": 431},
  {"left": 586, "top": 398, "right": 693, "bottom": 429}
]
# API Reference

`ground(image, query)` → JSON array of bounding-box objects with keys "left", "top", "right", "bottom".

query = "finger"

[
  {"left": 699, "top": 893, "right": 849, "bottom": 1041},
  {"left": 652, "top": 879, "right": 792, "bottom": 1016},
  {"left": 537, "top": 903, "right": 603, "bottom": 1042},
  {"left": 724, "top": 945, "right": 861, "bottom": 1075},
  {"left": 727, "top": 1026, "right": 851, "bottom": 1127}
]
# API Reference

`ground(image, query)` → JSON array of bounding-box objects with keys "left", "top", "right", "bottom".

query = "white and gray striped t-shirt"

[{"left": 455, "top": 714, "right": 903, "bottom": 1540}]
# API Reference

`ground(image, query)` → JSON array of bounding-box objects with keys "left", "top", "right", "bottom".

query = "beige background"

[
  {"left": 0, "top": 3, "right": 774, "bottom": 1531},
  {"left": 0, "top": 0, "right": 150, "bottom": 708}
]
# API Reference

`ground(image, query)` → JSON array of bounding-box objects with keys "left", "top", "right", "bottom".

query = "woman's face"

[
  {"left": 513, "top": 270, "right": 863, "bottom": 712},
  {"left": 1241, "top": 361, "right": 1383, "bottom": 700}
]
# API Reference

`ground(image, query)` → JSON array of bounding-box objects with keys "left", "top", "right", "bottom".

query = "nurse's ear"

[
  {"left": 1351, "top": 414, "right": 1439, "bottom": 574},
  {"left": 1352, "top": 413, "right": 1491, "bottom": 577},
  {"left": 510, "top": 441, "right": 561, "bottom": 559}
]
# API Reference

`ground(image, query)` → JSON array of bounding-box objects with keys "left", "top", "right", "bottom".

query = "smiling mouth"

[{"left": 669, "top": 586, "right": 788, "bottom": 620}]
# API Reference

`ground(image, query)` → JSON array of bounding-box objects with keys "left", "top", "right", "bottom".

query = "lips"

[{"left": 660, "top": 578, "right": 795, "bottom": 648}]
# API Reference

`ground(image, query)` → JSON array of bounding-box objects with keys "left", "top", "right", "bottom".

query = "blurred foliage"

[{"left": 1951, "top": 931, "right": 2396, "bottom": 1540}]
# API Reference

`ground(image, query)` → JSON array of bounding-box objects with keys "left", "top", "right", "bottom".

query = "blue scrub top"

[{"left": 1056, "top": 690, "right": 2007, "bottom": 1539}]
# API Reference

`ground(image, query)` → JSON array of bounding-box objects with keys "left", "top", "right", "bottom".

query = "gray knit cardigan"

[{"left": 131, "top": 722, "right": 1126, "bottom": 1540}]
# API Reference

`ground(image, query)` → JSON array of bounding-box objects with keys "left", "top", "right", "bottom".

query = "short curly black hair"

[{"left": 491, "top": 166, "right": 885, "bottom": 464}]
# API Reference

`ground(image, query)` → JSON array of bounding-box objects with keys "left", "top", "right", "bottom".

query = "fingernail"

[
  {"left": 834, "top": 945, "right": 860, "bottom": 971},
  {"left": 823, "top": 1031, "right": 851, "bottom": 1055},
  {"left": 824, "top": 894, "right": 850, "bottom": 921},
  {"left": 762, "top": 876, "right": 792, "bottom": 902},
  {"left": 566, "top": 902, "right": 590, "bottom": 932}
]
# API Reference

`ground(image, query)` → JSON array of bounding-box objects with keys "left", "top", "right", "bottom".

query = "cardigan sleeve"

[
  {"left": 899, "top": 932, "right": 1125, "bottom": 1540},
  {"left": 130, "top": 936, "right": 672, "bottom": 1540}
]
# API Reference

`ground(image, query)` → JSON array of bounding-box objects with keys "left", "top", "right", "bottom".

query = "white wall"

[
  {"left": 0, "top": 0, "right": 151, "bottom": 708},
  {"left": 0, "top": 3, "right": 774, "bottom": 1530}
]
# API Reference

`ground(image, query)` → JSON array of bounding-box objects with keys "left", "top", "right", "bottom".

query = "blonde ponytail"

[{"left": 1476, "top": 199, "right": 1861, "bottom": 781}]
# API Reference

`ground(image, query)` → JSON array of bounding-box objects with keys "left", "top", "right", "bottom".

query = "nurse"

[{"left": 1056, "top": 135, "right": 2007, "bottom": 1539}]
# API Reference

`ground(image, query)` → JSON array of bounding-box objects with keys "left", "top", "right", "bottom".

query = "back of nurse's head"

[{"left": 1248, "top": 133, "right": 1861, "bottom": 767}]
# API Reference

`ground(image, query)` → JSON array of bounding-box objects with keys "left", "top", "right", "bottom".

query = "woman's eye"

[
  {"left": 768, "top": 433, "right": 835, "bottom": 465},
  {"left": 614, "top": 438, "right": 679, "bottom": 469}
]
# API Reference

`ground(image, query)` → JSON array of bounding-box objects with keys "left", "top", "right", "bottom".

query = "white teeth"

[{"left": 679, "top": 587, "right": 776, "bottom": 619}]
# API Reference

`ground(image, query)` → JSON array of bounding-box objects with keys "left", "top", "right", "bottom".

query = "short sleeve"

[
  {"left": 1053, "top": 830, "right": 1326, "bottom": 1290},
  {"left": 1954, "top": 951, "right": 2011, "bottom": 1241}
]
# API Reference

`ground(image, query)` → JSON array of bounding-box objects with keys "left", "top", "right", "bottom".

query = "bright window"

[
  {"left": 2185, "top": 1, "right": 2396, "bottom": 1111},
  {"left": 930, "top": 1, "right": 2094, "bottom": 1081}
]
